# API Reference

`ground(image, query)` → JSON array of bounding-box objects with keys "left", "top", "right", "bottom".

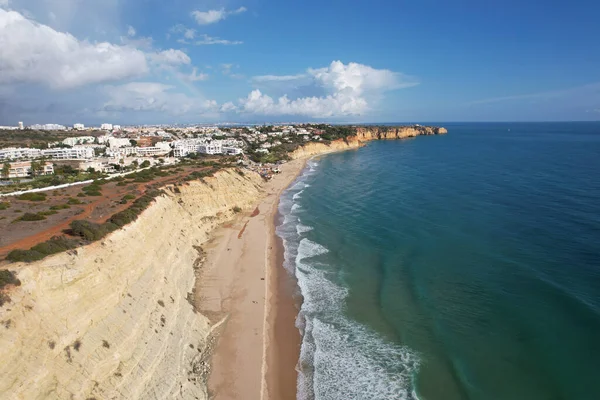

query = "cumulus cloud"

[
  {"left": 240, "top": 61, "right": 417, "bottom": 117},
  {"left": 0, "top": 9, "right": 148, "bottom": 89},
  {"left": 191, "top": 6, "right": 247, "bottom": 25},
  {"left": 148, "top": 49, "right": 191, "bottom": 66},
  {"left": 127, "top": 25, "right": 136, "bottom": 37},
  {"left": 220, "top": 101, "right": 237, "bottom": 112},
  {"left": 103, "top": 82, "right": 217, "bottom": 115},
  {"left": 0, "top": 0, "right": 10, "bottom": 7}
]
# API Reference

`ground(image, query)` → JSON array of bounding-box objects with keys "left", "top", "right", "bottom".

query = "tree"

[
  {"left": 140, "top": 160, "right": 150, "bottom": 168},
  {"left": 2, "top": 162, "right": 10, "bottom": 179}
]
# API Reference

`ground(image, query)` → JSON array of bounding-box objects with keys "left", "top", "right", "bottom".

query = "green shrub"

[
  {"left": 31, "top": 236, "right": 78, "bottom": 256},
  {"left": 50, "top": 204, "right": 71, "bottom": 210},
  {"left": 123, "top": 194, "right": 136, "bottom": 200},
  {"left": 39, "top": 210, "right": 58, "bottom": 216},
  {"left": 67, "top": 197, "right": 83, "bottom": 205},
  {"left": 17, "top": 193, "right": 46, "bottom": 202},
  {"left": 85, "top": 190, "right": 102, "bottom": 197},
  {"left": 232, "top": 206, "right": 242, "bottom": 213},
  {"left": 77, "top": 193, "right": 86, "bottom": 198},
  {"left": 0, "top": 202, "right": 10, "bottom": 210},
  {"left": 0, "top": 269, "right": 21, "bottom": 288},
  {"left": 5, "top": 249, "right": 45, "bottom": 263},
  {"left": 14, "top": 212, "right": 46, "bottom": 222},
  {"left": 116, "top": 181, "right": 128, "bottom": 186},
  {"left": 70, "top": 220, "right": 112, "bottom": 241}
]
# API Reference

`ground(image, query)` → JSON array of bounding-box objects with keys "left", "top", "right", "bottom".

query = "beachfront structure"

[
  {"left": 6, "top": 161, "right": 54, "bottom": 178},
  {"left": 101, "top": 123, "right": 113, "bottom": 131},
  {"left": 135, "top": 145, "right": 170, "bottom": 157},
  {"left": 73, "top": 123, "right": 85, "bottom": 130},
  {"left": 63, "top": 136, "right": 95, "bottom": 146},
  {"left": 106, "top": 143, "right": 170, "bottom": 158},
  {"left": 41, "top": 146, "right": 94, "bottom": 160},
  {"left": 0, "top": 147, "right": 42, "bottom": 160}
]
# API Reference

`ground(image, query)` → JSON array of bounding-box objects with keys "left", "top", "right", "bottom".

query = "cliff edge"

[
  {"left": 0, "top": 169, "right": 263, "bottom": 400},
  {"left": 290, "top": 125, "right": 446, "bottom": 159}
]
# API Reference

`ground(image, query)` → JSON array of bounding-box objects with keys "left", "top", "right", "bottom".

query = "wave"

[{"left": 276, "top": 160, "right": 421, "bottom": 400}]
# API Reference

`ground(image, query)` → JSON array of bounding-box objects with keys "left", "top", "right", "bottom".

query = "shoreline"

[{"left": 196, "top": 158, "right": 307, "bottom": 400}]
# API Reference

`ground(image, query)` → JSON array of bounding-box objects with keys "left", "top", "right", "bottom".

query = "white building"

[
  {"left": 63, "top": 136, "right": 95, "bottom": 146},
  {"left": 73, "top": 123, "right": 85, "bottom": 130},
  {"left": 0, "top": 147, "right": 42, "bottom": 160},
  {"left": 100, "top": 123, "right": 113, "bottom": 131},
  {"left": 106, "top": 146, "right": 138, "bottom": 157},
  {"left": 198, "top": 142, "right": 222, "bottom": 155},
  {"left": 135, "top": 146, "right": 170, "bottom": 157},
  {"left": 113, "top": 125, "right": 122, "bottom": 131},
  {"left": 41, "top": 146, "right": 94, "bottom": 160},
  {"left": 18, "top": 122, "right": 24, "bottom": 130},
  {"left": 107, "top": 137, "right": 132, "bottom": 148},
  {"left": 222, "top": 146, "right": 243, "bottom": 155},
  {"left": 29, "top": 124, "right": 66, "bottom": 131}
]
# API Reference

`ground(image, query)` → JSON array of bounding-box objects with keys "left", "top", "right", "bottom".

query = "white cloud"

[
  {"left": 179, "top": 67, "right": 208, "bottom": 82},
  {"left": 194, "top": 34, "right": 242, "bottom": 45},
  {"left": 252, "top": 74, "right": 307, "bottom": 82},
  {"left": 0, "top": 9, "right": 148, "bottom": 89},
  {"left": 0, "top": 0, "right": 10, "bottom": 7},
  {"left": 148, "top": 49, "right": 191, "bottom": 66},
  {"left": 103, "top": 82, "right": 217, "bottom": 115},
  {"left": 191, "top": 6, "right": 247, "bottom": 25},
  {"left": 220, "top": 101, "right": 237, "bottom": 112},
  {"left": 184, "top": 28, "right": 195, "bottom": 39},
  {"left": 127, "top": 25, "right": 136, "bottom": 37},
  {"left": 240, "top": 60, "right": 416, "bottom": 117}
]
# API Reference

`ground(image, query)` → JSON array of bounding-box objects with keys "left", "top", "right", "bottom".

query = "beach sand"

[{"left": 196, "top": 158, "right": 306, "bottom": 400}]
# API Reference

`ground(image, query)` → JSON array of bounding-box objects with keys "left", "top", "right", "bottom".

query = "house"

[{"left": 6, "top": 161, "right": 54, "bottom": 178}]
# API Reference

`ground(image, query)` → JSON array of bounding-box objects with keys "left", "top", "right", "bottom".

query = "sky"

[{"left": 0, "top": 0, "right": 599, "bottom": 125}]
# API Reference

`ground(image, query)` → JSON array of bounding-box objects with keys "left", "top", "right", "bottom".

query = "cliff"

[
  {"left": 0, "top": 169, "right": 263, "bottom": 400},
  {"left": 290, "top": 125, "right": 447, "bottom": 159}
]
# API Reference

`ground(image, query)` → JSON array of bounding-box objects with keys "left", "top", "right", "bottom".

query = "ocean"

[{"left": 275, "top": 122, "right": 600, "bottom": 400}]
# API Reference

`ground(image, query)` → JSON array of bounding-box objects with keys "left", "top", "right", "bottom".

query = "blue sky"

[{"left": 0, "top": 0, "right": 599, "bottom": 125}]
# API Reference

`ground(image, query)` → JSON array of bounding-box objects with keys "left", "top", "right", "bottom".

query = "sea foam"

[{"left": 276, "top": 160, "right": 421, "bottom": 400}]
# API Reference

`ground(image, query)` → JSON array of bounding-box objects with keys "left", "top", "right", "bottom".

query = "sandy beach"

[{"left": 196, "top": 158, "right": 306, "bottom": 400}]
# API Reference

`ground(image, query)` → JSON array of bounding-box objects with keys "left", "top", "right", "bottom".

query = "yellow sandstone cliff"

[
  {"left": 290, "top": 125, "right": 446, "bottom": 159},
  {"left": 0, "top": 169, "right": 263, "bottom": 400}
]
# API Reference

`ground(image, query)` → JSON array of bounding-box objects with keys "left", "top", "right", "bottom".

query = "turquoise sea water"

[{"left": 276, "top": 122, "right": 600, "bottom": 400}]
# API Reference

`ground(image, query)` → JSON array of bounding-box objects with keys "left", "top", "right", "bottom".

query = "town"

[{"left": 0, "top": 122, "right": 338, "bottom": 191}]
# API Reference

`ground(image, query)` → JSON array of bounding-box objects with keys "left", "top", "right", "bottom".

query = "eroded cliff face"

[
  {"left": 354, "top": 125, "right": 447, "bottom": 141},
  {"left": 0, "top": 169, "right": 263, "bottom": 400},
  {"left": 290, "top": 125, "right": 446, "bottom": 159},
  {"left": 289, "top": 136, "right": 362, "bottom": 159}
]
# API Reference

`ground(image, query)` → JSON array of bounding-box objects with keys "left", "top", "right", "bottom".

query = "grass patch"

[
  {"left": 67, "top": 197, "right": 83, "bottom": 205},
  {"left": 17, "top": 193, "right": 46, "bottom": 202},
  {"left": 0, "top": 270, "right": 21, "bottom": 289},
  {"left": 0, "top": 202, "right": 10, "bottom": 210}
]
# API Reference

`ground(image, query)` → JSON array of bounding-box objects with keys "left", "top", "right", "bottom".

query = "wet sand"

[{"left": 196, "top": 159, "right": 306, "bottom": 400}]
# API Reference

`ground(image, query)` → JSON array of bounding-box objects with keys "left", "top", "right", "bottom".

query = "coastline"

[{"left": 196, "top": 158, "right": 307, "bottom": 400}]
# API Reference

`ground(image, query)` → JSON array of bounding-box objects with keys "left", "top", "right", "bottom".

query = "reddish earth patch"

[
  {"left": 250, "top": 207, "right": 260, "bottom": 217},
  {"left": 0, "top": 165, "right": 216, "bottom": 262},
  {"left": 238, "top": 221, "right": 249, "bottom": 239}
]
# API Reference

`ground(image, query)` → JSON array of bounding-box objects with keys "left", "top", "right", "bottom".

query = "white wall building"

[
  {"left": 100, "top": 123, "right": 113, "bottom": 131},
  {"left": 222, "top": 146, "right": 243, "bottom": 155},
  {"left": 113, "top": 125, "right": 122, "bottom": 131},
  {"left": 29, "top": 124, "right": 66, "bottom": 131},
  {"left": 18, "top": 122, "right": 24, "bottom": 130},
  {"left": 73, "top": 123, "right": 85, "bottom": 130},
  {"left": 63, "top": 136, "right": 95, "bottom": 146},
  {"left": 41, "top": 146, "right": 94, "bottom": 160},
  {"left": 198, "top": 142, "right": 222, "bottom": 155},
  {"left": 0, "top": 147, "right": 42, "bottom": 160}
]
